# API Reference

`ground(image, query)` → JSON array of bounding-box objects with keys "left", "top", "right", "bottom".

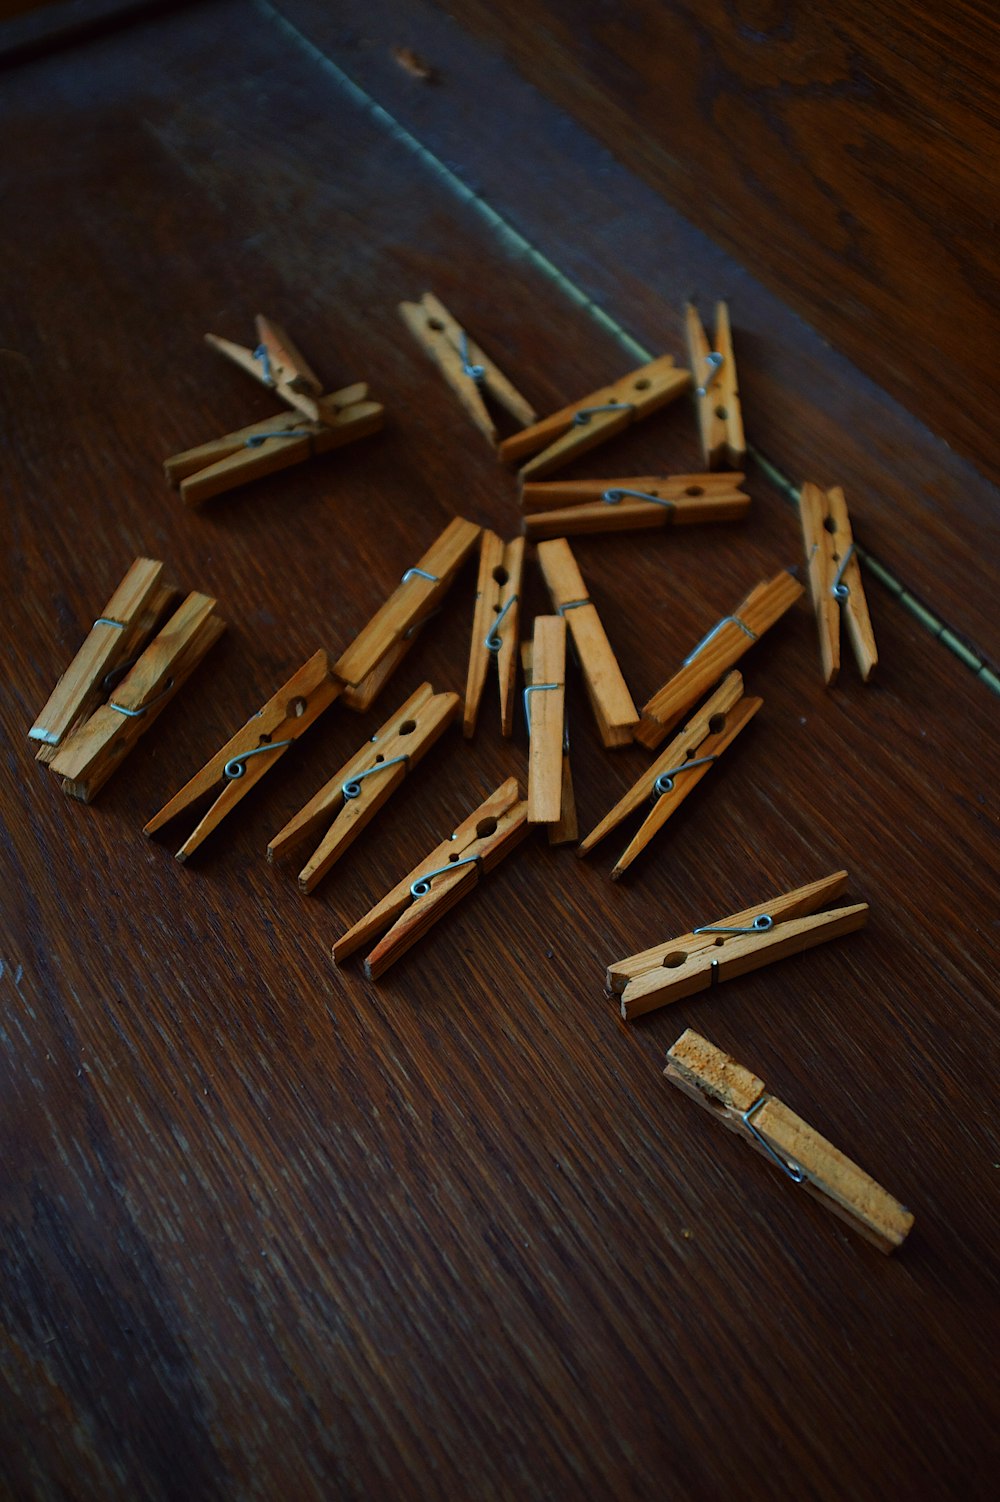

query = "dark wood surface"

[
  {"left": 2, "top": 3, "right": 998, "bottom": 1499},
  {"left": 438, "top": 0, "right": 1000, "bottom": 491}
]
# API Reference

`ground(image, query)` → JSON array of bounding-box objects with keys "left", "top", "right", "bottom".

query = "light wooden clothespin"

[
  {"left": 663, "top": 1028, "right": 913, "bottom": 1253},
  {"left": 537, "top": 537, "right": 638, "bottom": 749},
  {"left": 144, "top": 650, "right": 341, "bottom": 861},
  {"left": 399, "top": 293, "right": 537, "bottom": 445},
  {"left": 464, "top": 531, "right": 525, "bottom": 738},
  {"left": 498, "top": 356, "right": 690, "bottom": 480},
  {"left": 205, "top": 314, "right": 330, "bottom": 425},
  {"left": 267, "top": 682, "right": 459, "bottom": 893},
  {"left": 799, "top": 482, "right": 877, "bottom": 685},
  {"left": 608, "top": 871, "right": 868, "bottom": 1018},
  {"left": 521, "top": 472, "right": 750, "bottom": 540},
  {"left": 525, "top": 616, "right": 566, "bottom": 825},
  {"left": 635, "top": 569, "right": 802, "bottom": 749},
  {"left": 47, "top": 593, "right": 225, "bottom": 802},
  {"left": 164, "top": 384, "right": 384, "bottom": 508},
  {"left": 333, "top": 777, "right": 529, "bottom": 978},
  {"left": 333, "top": 516, "right": 482, "bottom": 713},
  {"left": 685, "top": 301, "right": 745, "bottom": 469},
  {"left": 579, "top": 671, "right": 759, "bottom": 877},
  {"left": 522, "top": 640, "right": 577, "bottom": 846}
]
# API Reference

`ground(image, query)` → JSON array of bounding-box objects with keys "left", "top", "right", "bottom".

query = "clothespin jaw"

[
  {"left": 464, "top": 532, "right": 525, "bottom": 738},
  {"left": 685, "top": 301, "right": 745, "bottom": 469},
  {"left": 144, "top": 650, "right": 341, "bottom": 861},
  {"left": 334, "top": 516, "right": 482, "bottom": 713},
  {"left": 536, "top": 537, "right": 638, "bottom": 749},
  {"left": 608, "top": 871, "right": 868, "bottom": 1017},
  {"left": 525, "top": 616, "right": 567, "bottom": 825},
  {"left": 799, "top": 483, "right": 877, "bottom": 686},
  {"left": 205, "top": 314, "right": 329, "bottom": 425},
  {"left": 663, "top": 1029, "right": 914, "bottom": 1253},
  {"left": 579, "top": 671, "right": 760, "bottom": 877},
  {"left": 332, "top": 777, "right": 529, "bottom": 979},
  {"left": 48, "top": 593, "right": 225, "bottom": 802},
  {"left": 635, "top": 569, "right": 802, "bottom": 750},
  {"left": 498, "top": 355, "right": 691, "bottom": 480},
  {"left": 399, "top": 292, "right": 537, "bottom": 445},
  {"left": 521, "top": 473, "right": 750, "bottom": 539},
  {"left": 267, "top": 682, "right": 459, "bottom": 893},
  {"left": 522, "top": 640, "right": 577, "bottom": 846},
  {"left": 164, "top": 384, "right": 384, "bottom": 508}
]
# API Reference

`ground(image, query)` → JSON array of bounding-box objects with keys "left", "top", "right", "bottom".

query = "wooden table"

[{"left": 3, "top": 3, "right": 997, "bottom": 1497}]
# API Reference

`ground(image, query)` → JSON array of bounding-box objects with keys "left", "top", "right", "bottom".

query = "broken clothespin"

[
  {"left": 164, "top": 384, "right": 384, "bottom": 508},
  {"left": 463, "top": 531, "right": 525, "bottom": 738},
  {"left": 144, "top": 649, "right": 341, "bottom": 861},
  {"left": 525, "top": 616, "right": 567, "bottom": 825},
  {"left": 333, "top": 777, "right": 529, "bottom": 978},
  {"left": 522, "top": 640, "right": 577, "bottom": 846},
  {"left": 205, "top": 314, "right": 331, "bottom": 425},
  {"left": 333, "top": 516, "right": 482, "bottom": 712},
  {"left": 268, "top": 682, "right": 459, "bottom": 893},
  {"left": 399, "top": 292, "right": 537, "bottom": 445},
  {"left": 663, "top": 1028, "right": 913, "bottom": 1253},
  {"left": 685, "top": 301, "right": 745, "bottom": 469},
  {"left": 608, "top": 871, "right": 868, "bottom": 1018},
  {"left": 536, "top": 537, "right": 637, "bottom": 748},
  {"left": 521, "top": 472, "right": 750, "bottom": 540},
  {"left": 579, "top": 671, "right": 759, "bottom": 877},
  {"left": 498, "top": 355, "right": 690, "bottom": 480},
  {"left": 799, "top": 482, "right": 877, "bottom": 686},
  {"left": 635, "top": 569, "right": 802, "bottom": 750}
]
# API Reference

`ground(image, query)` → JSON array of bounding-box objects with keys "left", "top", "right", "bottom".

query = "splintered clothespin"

[
  {"left": 47, "top": 593, "right": 226, "bottom": 802},
  {"left": 498, "top": 355, "right": 691, "bottom": 480},
  {"left": 525, "top": 616, "right": 566, "bottom": 825},
  {"left": 536, "top": 537, "right": 637, "bottom": 748},
  {"left": 205, "top": 314, "right": 328, "bottom": 424},
  {"left": 799, "top": 483, "right": 877, "bottom": 686},
  {"left": 663, "top": 1028, "right": 913, "bottom": 1253},
  {"left": 333, "top": 517, "right": 482, "bottom": 713},
  {"left": 685, "top": 301, "right": 745, "bottom": 469},
  {"left": 521, "top": 473, "right": 750, "bottom": 540},
  {"left": 164, "top": 384, "right": 384, "bottom": 508},
  {"left": 144, "top": 650, "right": 341, "bottom": 861},
  {"left": 333, "top": 777, "right": 529, "bottom": 978},
  {"left": 607, "top": 871, "right": 868, "bottom": 1018},
  {"left": 579, "top": 671, "right": 759, "bottom": 877},
  {"left": 399, "top": 292, "right": 537, "bottom": 445},
  {"left": 464, "top": 531, "right": 525, "bottom": 738},
  {"left": 635, "top": 569, "right": 802, "bottom": 750},
  {"left": 522, "top": 640, "right": 577, "bottom": 846},
  {"left": 267, "top": 682, "right": 459, "bottom": 893}
]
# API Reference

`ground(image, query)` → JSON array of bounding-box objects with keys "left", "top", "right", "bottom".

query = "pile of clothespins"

[{"left": 29, "top": 297, "right": 908, "bottom": 1255}]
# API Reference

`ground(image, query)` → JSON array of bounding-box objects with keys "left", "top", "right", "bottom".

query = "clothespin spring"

[
  {"left": 459, "top": 331, "right": 486, "bottom": 383},
  {"left": 253, "top": 344, "right": 274, "bottom": 385},
  {"left": 523, "top": 681, "right": 559, "bottom": 737},
  {"left": 695, "top": 351, "right": 724, "bottom": 398},
  {"left": 485, "top": 594, "right": 517, "bottom": 653},
  {"left": 693, "top": 914, "right": 774, "bottom": 936},
  {"left": 743, "top": 1094, "right": 806, "bottom": 1182},
  {"left": 831, "top": 543, "right": 856, "bottom": 601},
  {"left": 602, "top": 487, "right": 676, "bottom": 512},
  {"left": 342, "top": 754, "right": 410, "bottom": 800},
  {"left": 225, "top": 739, "right": 294, "bottom": 779},
  {"left": 653, "top": 753, "right": 717, "bottom": 796},
  {"left": 410, "top": 854, "right": 481, "bottom": 898},
  {"left": 108, "top": 677, "right": 175, "bottom": 718},
  {"left": 244, "top": 430, "right": 307, "bottom": 448},
  {"left": 683, "top": 614, "right": 757, "bottom": 666},
  {"left": 572, "top": 401, "right": 635, "bottom": 427},
  {"left": 402, "top": 567, "right": 440, "bottom": 585}
]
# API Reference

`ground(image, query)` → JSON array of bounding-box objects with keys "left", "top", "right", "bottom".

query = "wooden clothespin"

[
  {"left": 144, "top": 650, "right": 341, "bottom": 861},
  {"left": 463, "top": 531, "right": 525, "bottom": 738},
  {"left": 267, "top": 683, "right": 459, "bottom": 893},
  {"left": 663, "top": 1028, "right": 913, "bottom": 1253},
  {"left": 205, "top": 314, "right": 330, "bottom": 425},
  {"left": 635, "top": 569, "right": 802, "bottom": 749},
  {"left": 333, "top": 516, "right": 482, "bottom": 713},
  {"left": 30, "top": 558, "right": 177, "bottom": 760},
  {"left": 536, "top": 537, "right": 638, "bottom": 749},
  {"left": 164, "top": 384, "right": 384, "bottom": 508},
  {"left": 47, "top": 593, "right": 225, "bottom": 802},
  {"left": 498, "top": 355, "right": 690, "bottom": 480},
  {"left": 399, "top": 292, "right": 537, "bottom": 445},
  {"left": 521, "top": 472, "right": 750, "bottom": 540},
  {"left": 685, "top": 301, "right": 745, "bottom": 469},
  {"left": 799, "top": 483, "right": 877, "bottom": 685},
  {"left": 522, "top": 640, "right": 577, "bottom": 846},
  {"left": 608, "top": 871, "right": 868, "bottom": 1018},
  {"left": 579, "top": 671, "right": 759, "bottom": 877},
  {"left": 333, "top": 777, "right": 529, "bottom": 978},
  {"left": 525, "top": 616, "right": 566, "bottom": 825}
]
